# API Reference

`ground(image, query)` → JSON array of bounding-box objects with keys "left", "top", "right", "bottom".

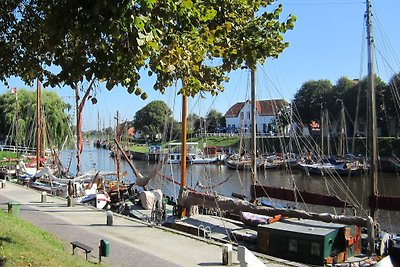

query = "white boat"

[
  {"left": 166, "top": 142, "right": 221, "bottom": 164},
  {"left": 28, "top": 179, "right": 68, "bottom": 198},
  {"left": 72, "top": 173, "right": 111, "bottom": 209},
  {"left": 79, "top": 189, "right": 111, "bottom": 209},
  {"left": 298, "top": 158, "right": 362, "bottom": 176}
]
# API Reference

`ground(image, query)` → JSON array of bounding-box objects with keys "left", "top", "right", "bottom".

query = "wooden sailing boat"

[
  {"left": 18, "top": 79, "right": 70, "bottom": 197},
  {"left": 178, "top": 66, "right": 368, "bottom": 224},
  {"left": 178, "top": 1, "right": 400, "bottom": 264}
]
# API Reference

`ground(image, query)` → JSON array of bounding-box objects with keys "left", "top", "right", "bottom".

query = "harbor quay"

[{"left": 0, "top": 182, "right": 301, "bottom": 267}]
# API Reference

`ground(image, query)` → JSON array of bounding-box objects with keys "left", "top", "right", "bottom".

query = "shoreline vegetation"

[
  {"left": 0, "top": 136, "right": 400, "bottom": 160},
  {"left": 123, "top": 136, "right": 400, "bottom": 158},
  {"left": 0, "top": 211, "right": 98, "bottom": 266},
  {"left": 2, "top": 136, "right": 399, "bottom": 162}
]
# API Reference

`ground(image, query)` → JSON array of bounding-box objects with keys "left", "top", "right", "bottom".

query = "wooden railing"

[
  {"left": 193, "top": 132, "right": 286, "bottom": 138},
  {"left": 0, "top": 145, "right": 37, "bottom": 155}
]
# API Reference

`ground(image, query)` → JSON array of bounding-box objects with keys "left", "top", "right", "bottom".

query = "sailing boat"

[
  {"left": 16, "top": 80, "right": 70, "bottom": 197},
  {"left": 178, "top": 1, "right": 400, "bottom": 265},
  {"left": 297, "top": 102, "right": 365, "bottom": 177},
  {"left": 224, "top": 94, "right": 284, "bottom": 171}
]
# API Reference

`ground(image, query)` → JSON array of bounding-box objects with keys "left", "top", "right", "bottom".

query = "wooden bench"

[{"left": 71, "top": 241, "right": 93, "bottom": 261}]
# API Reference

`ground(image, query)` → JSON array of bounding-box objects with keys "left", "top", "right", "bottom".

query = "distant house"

[{"left": 224, "top": 99, "right": 288, "bottom": 134}]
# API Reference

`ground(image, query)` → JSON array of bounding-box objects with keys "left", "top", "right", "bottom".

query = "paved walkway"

[{"left": 0, "top": 181, "right": 299, "bottom": 267}]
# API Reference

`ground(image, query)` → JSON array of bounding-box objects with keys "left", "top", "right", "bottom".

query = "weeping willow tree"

[{"left": 0, "top": 89, "right": 72, "bottom": 149}]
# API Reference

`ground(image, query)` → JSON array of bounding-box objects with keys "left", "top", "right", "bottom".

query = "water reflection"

[{"left": 60, "top": 141, "right": 400, "bottom": 232}]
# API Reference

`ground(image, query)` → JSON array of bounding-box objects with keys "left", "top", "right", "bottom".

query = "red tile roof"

[
  {"left": 224, "top": 102, "right": 245, "bottom": 118},
  {"left": 224, "top": 99, "right": 287, "bottom": 117}
]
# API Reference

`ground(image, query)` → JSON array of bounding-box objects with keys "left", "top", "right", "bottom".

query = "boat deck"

[
  {"left": 163, "top": 214, "right": 258, "bottom": 247},
  {"left": 127, "top": 202, "right": 174, "bottom": 222}
]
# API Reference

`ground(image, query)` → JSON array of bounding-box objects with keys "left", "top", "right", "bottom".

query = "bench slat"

[
  {"left": 71, "top": 241, "right": 93, "bottom": 261},
  {"left": 71, "top": 241, "right": 93, "bottom": 252}
]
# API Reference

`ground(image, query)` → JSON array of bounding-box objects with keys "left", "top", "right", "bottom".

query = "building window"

[
  {"left": 288, "top": 239, "right": 298, "bottom": 253},
  {"left": 310, "top": 242, "right": 320, "bottom": 256}
]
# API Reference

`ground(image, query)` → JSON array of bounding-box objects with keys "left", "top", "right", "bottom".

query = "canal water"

[{"left": 60, "top": 141, "right": 400, "bottom": 233}]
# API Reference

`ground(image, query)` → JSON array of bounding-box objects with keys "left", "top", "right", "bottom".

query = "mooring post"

[
  {"left": 41, "top": 191, "right": 47, "bottom": 203},
  {"left": 106, "top": 211, "right": 114, "bottom": 226},
  {"left": 222, "top": 244, "right": 232, "bottom": 265}
]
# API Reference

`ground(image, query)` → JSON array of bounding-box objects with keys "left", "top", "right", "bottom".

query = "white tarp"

[{"left": 139, "top": 189, "right": 163, "bottom": 210}]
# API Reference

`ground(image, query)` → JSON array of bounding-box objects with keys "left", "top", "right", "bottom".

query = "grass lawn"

[
  {"left": 0, "top": 211, "right": 100, "bottom": 266},
  {"left": 188, "top": 136, "right": 240, "bottom": 148},
  {"left": 124, "top": 136, "right": 240, "bottom": 153},
  {"left": 0, "top": 151, "right": 17, "bottom": 159},
  {"left": 125, "top": 143, "right": 149, "bottom": 153}
]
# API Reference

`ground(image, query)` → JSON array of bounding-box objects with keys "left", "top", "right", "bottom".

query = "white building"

[{"left": 224, "top": 99, "right": 288, "bottom": 134}]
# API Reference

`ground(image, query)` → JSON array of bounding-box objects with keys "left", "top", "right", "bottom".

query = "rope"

[{"left": 196, "top": 173, "right": 235, "bottom": 190}]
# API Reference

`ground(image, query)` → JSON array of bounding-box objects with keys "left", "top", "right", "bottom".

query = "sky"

[{"left": 2, "top": 0, "right": 399, "bottom": 131}]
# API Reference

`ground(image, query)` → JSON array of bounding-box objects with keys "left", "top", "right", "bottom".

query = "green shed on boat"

[{"left": 257, "top": 218, "right": 360, "bottom": 266}]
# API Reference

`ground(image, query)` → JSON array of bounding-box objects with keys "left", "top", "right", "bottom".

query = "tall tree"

[
  {"left": 0, "top": 89, "right": 71, "bottom": 148},
  {"left": 206, "top": 109, "right": 224, "bottom": 133},
  {"left": 133, "top": 100, "right": 172, "bottom": 141},
  {"left": 328, "top": 77, "right": 356, "bottom": 117},
  {"left": 0, "top": 1, "right": 296, "bottom": 96},
  {"left": 1, "top": 0, "right": 295, "bottom": 172},
  {"left": 187, "top": 113, "right": 200, "bottom": 135},
  {"left": 382, "top": 73, "right": 400, "bottom": 136},
  {"left": 193, "top": 116, "right": 206, "bottom": 134},
  {"left": 292, "top": 79, "right": 333, "bottom": 124}
]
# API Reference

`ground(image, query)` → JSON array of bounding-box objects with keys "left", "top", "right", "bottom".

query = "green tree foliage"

[
  {"left": 273, "top": 101, "right": 291, "bottom": 133},
  {"left": 327, "top": 77, "right": 356, "bottom": 116},
  {"left": 133, "top": 100, "right": 172, "bottom": 141},
  {"left": 0, "top": 89, "right": 71, "bottom": 148},
  {"left": 339, "top": 76, "right": 386, "bottom": 133},
  {"left": 193, "top": 115, "right": 206, "bottom": 134},
  {"left": 187, "top": 113, "right": 200, "bottom": 134},
  {"left": 383, "top": 72, "right": 400, "bottom": 134},
  {"left": 1, "top": 0, "right": 295, "bottom": 98},
  {"left": 206, "top": 109, "right": 224, "bottom": 132},
  {"left": 292, "top": 79, "right": 333, "bottom": 123},
  {"left": 148, "top": 1, "right": 296, "bottom": 97},
  {"left": 1, "top": 0, "right": 295, "bottom": 158},
  {"left": 292, "top": 75, "right": 399, "bottom": 136}
]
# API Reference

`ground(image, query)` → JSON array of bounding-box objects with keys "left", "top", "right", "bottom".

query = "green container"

[
  {"left": 8, "top": 202, "right": 21, "bottom": 217},
  {"left": 99, "top": 239, "right": 110, "bottom": 257}
]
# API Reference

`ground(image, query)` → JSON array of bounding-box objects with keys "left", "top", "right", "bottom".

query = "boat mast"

[
  {"left": 251, "top": 67, "right": 257, "bottom": 190},
  {"left": 14, "top": 89, "right": 19, "bottom": 159},
  {"left": 326, "top": 110, "right": 331, "bottom": 157},
  {"left": 180, "top": 94, "right": 188, "bottom": 217},
  {"left": 338, "top": 100, "right": 346, "bottom": 157},
  {"left": 97, "top": 110, "right": 100, "bottom": 143},
  {"left": 115, "top": 111, "right": 121, "bottom": 201},
  {"left": 366, "top": 0, "right": 377, "bottom": 256},
  {"left": 320, "top": 104, "right": 324, "bottom": 157},
  {"left": 36, "top": 79, "right": 42, "bottom": 170},
  {"left": 75, "top": 83, "right": 80, "bottom": 175}
]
